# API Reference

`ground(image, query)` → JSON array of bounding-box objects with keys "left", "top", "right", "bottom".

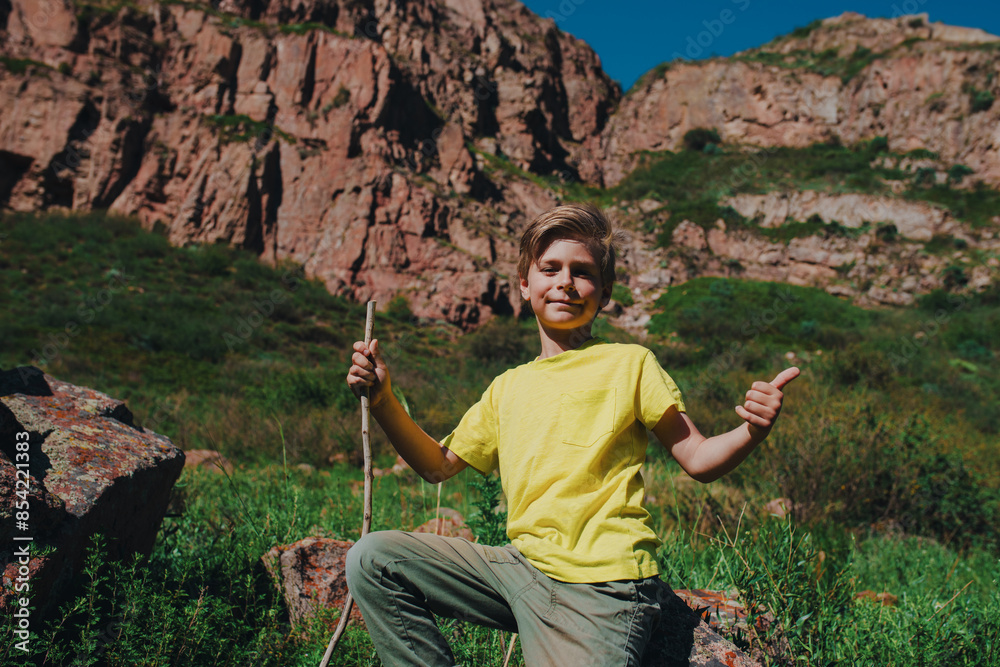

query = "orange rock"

[
  {"left": 182, "top": 449, "right": 234, "bottom": 475},
  {"left": 261, "top": 537, "right": 364, "bottom": 632},
  {"left": 413, "top": 508, "right": 474, "bottom": 540},
  {"left": 764, "top": 497, "right": 794, "bottom": 519},
  {"left": 855, "top": 590, "right": 898, "bottom": 606}
]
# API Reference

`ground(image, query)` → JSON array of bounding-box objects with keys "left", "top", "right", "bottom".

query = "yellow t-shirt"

[{"left": 441, "top": 338, "right": 685, "bottom": 583}]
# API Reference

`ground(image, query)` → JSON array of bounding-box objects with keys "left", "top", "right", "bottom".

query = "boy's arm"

[
  {"left": 653, "top": 367, "right": 799, "bottom": 483},
  {"left": 347, "top": 339, "right": 468, "bottom": 484}
]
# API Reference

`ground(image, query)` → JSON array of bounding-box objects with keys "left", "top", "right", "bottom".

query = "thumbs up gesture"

[{"left": 735, "top": 367, "right": 800, "bottom": 439}]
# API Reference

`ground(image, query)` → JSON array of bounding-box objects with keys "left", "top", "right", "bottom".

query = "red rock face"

[
  {"left": 0, "top": 366, "right": 185, "bottom": 620},
  {"left": 0, "top": 0, "right": 618, "bottom": 328}
]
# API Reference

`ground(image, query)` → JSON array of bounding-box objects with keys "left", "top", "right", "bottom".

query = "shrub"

[
  {"left": 942, "top": 264, "right": 969, "bottom": 290},
  {"left": 864, "top": 135, "right": 889, "bottom": 154},
  {"left": 611, "top": 283, "right": 634, "bottom": 307},
  {"left": 188, "top": 242, "right": 233, "bottom": 277},
  {"left": 725, "top": 518, "right": 854, "bottom": 663},
  {"left": 332, "top": 85, "right": 351, "bottom": 109},
  {"left": 744, "top": 406, "right": 1000, "bottom": 549},
  {"left": 244, "top": 369, "right": 354, "bottom": 411},
  {"left": 875, "top": 222, "right": 898, "bottom": 242},
  {"left": 914, "top": 166, "right": 937, "bottom": 187},
  {"left": 831, "top": 342, "right": 894, "bottom": 388},
  {"left": 682, "top": 127, "right": 721, "bottom": 152},
  {"left": 467, "top": 474, "right": 508, "bottom": 546},
  {"left": 789, "top": 19, "right": 822, "bottom": 39},
  {"left": 465, "top": 317, "right": 536, "bottom": 365},
  {"left": 947, "top": 163, "right": 975, "bottom": 184},
  {"left": 968, "top": 87, "right": 995, "bottom": 113}
]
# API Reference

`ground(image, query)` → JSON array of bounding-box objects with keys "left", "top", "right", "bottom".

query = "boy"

[{"left": 345, "top": 203, "right": 798, "bottom": 666}]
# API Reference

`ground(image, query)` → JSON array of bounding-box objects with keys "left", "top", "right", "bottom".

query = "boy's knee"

[{"left": 346, "top": 530, "right": 409, "bottom": 585}]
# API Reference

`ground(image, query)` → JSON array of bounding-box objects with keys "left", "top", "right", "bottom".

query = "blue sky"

[{"left": 518, "top": 0, "right": 1000, "bottom": 91}]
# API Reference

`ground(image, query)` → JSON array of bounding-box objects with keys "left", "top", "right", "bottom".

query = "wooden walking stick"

[{"left": 319, "top": 300, "right": 376, "bottom": 667}]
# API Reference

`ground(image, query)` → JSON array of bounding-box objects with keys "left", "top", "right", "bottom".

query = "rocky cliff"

[
  {"left": 598, "top": 12, "right": 1000, "bottom": 187},
  {"left": 1, "top": 0, "right": 617, "bottom": 326},
  {"left": 2, "top": 4, "right": 998, "bottom": 328}
]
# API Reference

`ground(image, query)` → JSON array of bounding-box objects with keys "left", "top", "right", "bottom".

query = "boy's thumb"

[{"left": 370, "top": 338, "right": 382, "bottom": 362}]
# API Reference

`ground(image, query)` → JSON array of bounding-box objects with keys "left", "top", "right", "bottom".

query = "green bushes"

[
  {"left": 682, "top": 127, "right": 721, "bottom": 152},
  {"left": 649, "top": 277, "right": 870, "bottom": 352},
  {"left": 726, "top": 518, "right": 854, "bottom": 662},
  {"left": 742, "top": 402, "right": 1000, "bottom": 550},
  {"left": 468, "top": 474, "right": 508, "bottom": 546},
  {"left": 611, "top": 283, "right": 634, "bottom": 306},
  {"left": 733, "top": 44, "right": 883, "bottom": 83},
  {"left": 966, "top": 86, "right": 995, "bottom": 113},
  {"left": 614, "top": 137, "right": 998, "bottom": 248},
  {"left": 465, "top": 317, "right": 536, "bottom": 366}
]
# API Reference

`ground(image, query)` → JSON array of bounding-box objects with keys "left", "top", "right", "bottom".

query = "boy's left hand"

[{"left": 736, "top": 367, "right": 800, "bottom": 439}]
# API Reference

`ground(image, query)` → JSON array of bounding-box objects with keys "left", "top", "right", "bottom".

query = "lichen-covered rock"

[
  {"left": 261, "top": 537, "right": 364, "bottom": 633},
  {"left": 641, "top": 585, "right": 763, "bottom": 666},
  {"left": 673, "top": 589, "right": 791, "bottom": 667},
  {"left": 0, "top": 366, "right": 185, "bottom": 620}
]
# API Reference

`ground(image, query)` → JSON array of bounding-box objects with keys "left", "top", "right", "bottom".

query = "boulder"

[
  {"left": 261, "top": 537, "right": 364, "bottom": 633},
  {"left": 671, "top": 588, "right": 791, "bottom": 667},
  {"left": 413, "top": 507, "right": 475, "bottom": 541},
  {"left": 183, "top": 448, "right": 235, "bottom": 475},
  {"left": 0, "top": 366, "right": 185, "bottom": 620}
]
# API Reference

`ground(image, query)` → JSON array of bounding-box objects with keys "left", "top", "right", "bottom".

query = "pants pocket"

[{"left": 472, "top": 542, "right": 520, "bottom": 565}]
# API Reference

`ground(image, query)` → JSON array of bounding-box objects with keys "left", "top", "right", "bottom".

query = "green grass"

[
  {"left": 3, "top": 456, "right": 996, "bottom": 665},
  {"left": 732, "top": 45, "right": 884, "bottom": 84},
  {"left": 612, "top": 137, "right": 1000, "bottom": 246},
  {"left": 755, "top": 216, "right": 870, "bottom": 244},
  {"left": 203, "top": 114, "right": 297, "bottom": 146},
  {"left": 470, "top": 145, "right": 614, "bottom": 206},
  {"left": 0, "top": 56, "right": 54, "bottom": 76},
  {"left": 1, "top": 211, "right": 998, "bottom": 665}
]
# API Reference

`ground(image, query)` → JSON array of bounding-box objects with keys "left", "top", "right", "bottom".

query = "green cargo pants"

[{"left": 345, "top": 530, "right": 667, "bottom": 666}]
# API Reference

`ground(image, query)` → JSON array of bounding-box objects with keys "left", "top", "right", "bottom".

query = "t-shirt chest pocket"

[{"left": 559, "top": 388, "right": 616, "bottom": 447}]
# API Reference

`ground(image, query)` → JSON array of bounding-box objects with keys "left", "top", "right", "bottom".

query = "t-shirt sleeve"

[
  {"left": 439, "top": 380, "right": 500, "bottom": 476},
  {"left": 636, "top": 349, "right": 686, "bottom": 430}
]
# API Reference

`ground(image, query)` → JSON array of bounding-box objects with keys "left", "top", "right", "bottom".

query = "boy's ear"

[{"left": 519, "top": 274, "right": 530, "bottom": 301}]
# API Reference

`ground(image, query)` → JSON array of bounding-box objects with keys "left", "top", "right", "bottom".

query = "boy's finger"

[
  {"left": 746, "top": 389, "right": 777, "bottom": 405},
  {"left": 352, "top": 351, "right": 373, "bottom": 369},
  {"left": 769, "top": 367, "right": 800, "bottom": 390},
  {"left": 743, "top": 399, "right": 777, "bottom": 419},
  {"left": 735, "top": 405, "right": 770, "bottom": 427}
]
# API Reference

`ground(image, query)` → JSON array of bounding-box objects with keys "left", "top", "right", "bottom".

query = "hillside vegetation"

[{"left": 1, "top": 210, "right": 999, "bottom": 664}]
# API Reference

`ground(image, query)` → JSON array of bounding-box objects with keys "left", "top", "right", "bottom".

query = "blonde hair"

[{"left": 517, "top": 203, "right": 620, "bottom": 286}]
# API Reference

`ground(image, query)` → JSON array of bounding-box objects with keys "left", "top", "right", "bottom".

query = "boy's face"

[{"left": 519, "top": 238, "right": 613, "bottom": 333}]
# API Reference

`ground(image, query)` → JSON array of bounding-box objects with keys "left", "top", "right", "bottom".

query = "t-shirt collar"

[{"left": 529, "top": 336, "right": 606, "bottom": 367}]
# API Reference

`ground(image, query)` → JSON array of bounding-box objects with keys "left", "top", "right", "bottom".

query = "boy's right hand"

[{"left": 347, "top": 339, "right": 390, "bottom": 407}]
